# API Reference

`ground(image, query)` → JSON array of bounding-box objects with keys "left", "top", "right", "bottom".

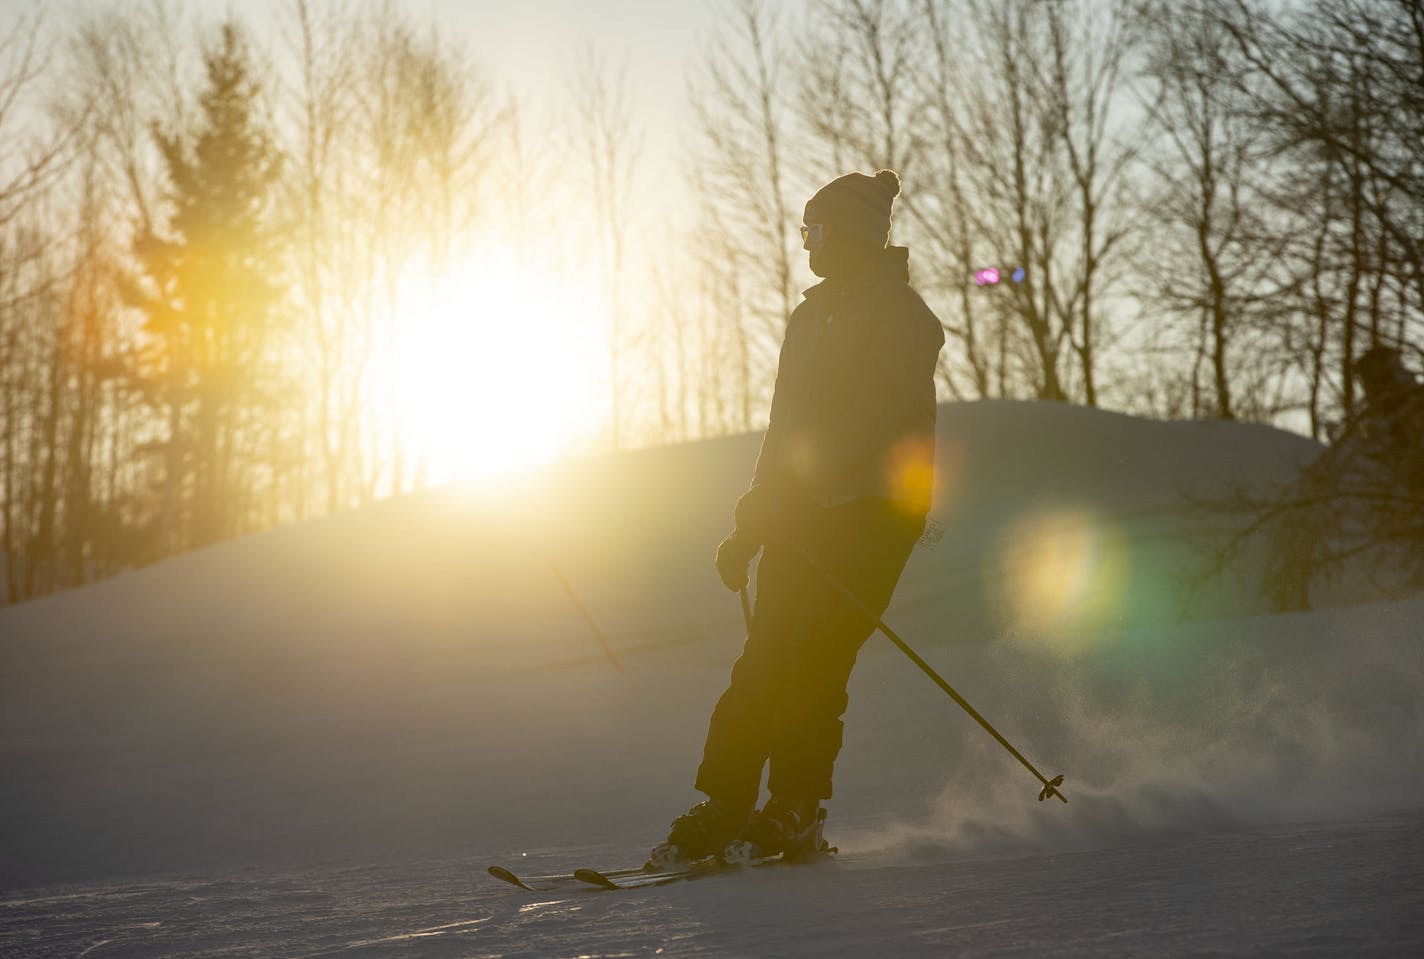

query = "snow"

[{"left": 2, "top": 399, "right": 1421, "bottom": 957}]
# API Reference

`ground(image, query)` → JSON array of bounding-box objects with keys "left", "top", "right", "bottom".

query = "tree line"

[
  {"left": 1, "top": 0, "right": 1420, "bottom": 605},
  {"left": 684, "top": 0, "right": 1421, "bottom": 433}
]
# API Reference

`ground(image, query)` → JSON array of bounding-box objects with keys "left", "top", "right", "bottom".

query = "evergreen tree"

[{"left": 132, "top": 21, "right": 285, "bottom": 551}]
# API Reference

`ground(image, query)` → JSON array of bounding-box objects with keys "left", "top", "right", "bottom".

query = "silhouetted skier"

[
  {"left": 652, "top": 169, "right": 945, "bottom": 864},
  {"left": 1268, "top": 344, "right": 1424, "bottom": 609},
  {"left": 1350, "top": 345, "right": 1424, "bottom": 491}
]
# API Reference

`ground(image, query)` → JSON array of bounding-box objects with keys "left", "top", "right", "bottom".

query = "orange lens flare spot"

[{"left": 884, "top": 435, "right": 936, "bottom": 510}]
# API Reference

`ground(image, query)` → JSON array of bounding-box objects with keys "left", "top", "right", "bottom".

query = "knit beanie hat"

[{"left": 804, "top": 169, "right": 901, "bottom": 248}]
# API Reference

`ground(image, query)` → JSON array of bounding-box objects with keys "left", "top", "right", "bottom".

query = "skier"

[
  {"left": 1354, "top": 346, "right": 1419, "bottom": 420},
  {"left": 653, "top": 169, "right": 945, "bottom": 865},
  {"left": 1350, "top": 344, "right": 1424, "bottom": 491}
]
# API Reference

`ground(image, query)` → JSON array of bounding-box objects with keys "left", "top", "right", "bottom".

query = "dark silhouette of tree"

[
  {"left": 1213, "top": 0, "right": 1424, "bottom": 437},
  {"left": 1136, "top": 0, "right": 1294, "bottom": 420},
  {"left": 130, "top": 21, "right": 285, "bottom": 551},
  {"left": 0, "top": 10, "right": 89, "bottom": 603}
]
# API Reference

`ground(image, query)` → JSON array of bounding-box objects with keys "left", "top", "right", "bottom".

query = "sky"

[{"left": 424, "top": 0, "right": 731, "bottom": 210}]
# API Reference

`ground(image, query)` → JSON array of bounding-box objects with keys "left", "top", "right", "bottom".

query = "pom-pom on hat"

[{"left": 804, "top": 169, "right": 901, "bottom": 248}]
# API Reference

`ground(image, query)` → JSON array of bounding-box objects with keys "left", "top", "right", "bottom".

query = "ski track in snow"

[{"left": 2, "top": 813, "right": 1422, "bottom": 957}]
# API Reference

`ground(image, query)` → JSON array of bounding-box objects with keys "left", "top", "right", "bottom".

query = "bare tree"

[
  {"left": 348, "top": 3, "right": 504, "bottom": 491},
  {"left": 1136, "top": 0, "right": 1297, "bottom": 420},
  {"left": 283, "top": 0, "right": 354, "bottom": 515},
  {"left": 0, "top": 13, "right": 74, "bottom": 238},
  {"left": 684, "top": 0, "right": 805, "bottom": 433},
  {"left": 906, "top": 0, "right": 992, "bottom": 399},
  {"left": 0, "top": 10, "right": 86, "bottom": 602},
  {"left": 1214, "top": 0, "right": 1424, "bottom": 436},
  {"left": 45, "top": 1, "right": 210, "bottom": 571},
  {"left": 799, "top": 0, "right": 920, "bottom": 176},
  {"left": 567, "top": 48, "right": 642, "bottom": 449},
  {"left": 1039, "top": 0, "right": 1145, "bottom": 407},
  {"left": 939, "top": 0, "right": 1075, "bottom": 399}
]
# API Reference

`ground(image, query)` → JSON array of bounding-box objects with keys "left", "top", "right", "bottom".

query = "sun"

[{"left": 388, "top": 247, "right": 607, "bottom": 484}]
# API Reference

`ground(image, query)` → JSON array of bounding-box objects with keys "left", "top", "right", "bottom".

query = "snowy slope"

[{"left": 2, "top": 400, "right": 1421, "bottom": 957}]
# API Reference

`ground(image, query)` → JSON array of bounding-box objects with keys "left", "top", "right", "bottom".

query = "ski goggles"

[{"left": 799, "top": 223, "right": 826, "bottom": 246}]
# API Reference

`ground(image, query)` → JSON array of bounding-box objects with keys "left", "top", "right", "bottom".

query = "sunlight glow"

[{"left": 388, "top": 248, "right": 606, "bottom": 484}]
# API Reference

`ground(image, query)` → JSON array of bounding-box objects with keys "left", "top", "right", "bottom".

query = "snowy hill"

[{"left": 2, "top": 400, "right": 1421, "bottom": 957}]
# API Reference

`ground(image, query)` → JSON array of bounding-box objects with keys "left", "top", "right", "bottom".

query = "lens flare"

[
  {"left": 885, "top": 435, "right": 937, "bottom": 510},
  {"left": 994, "top": 508, "right": 1128, "bottom": 651}
]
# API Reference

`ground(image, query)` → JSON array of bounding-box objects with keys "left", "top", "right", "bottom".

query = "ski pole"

[
  {"left": 550, "top": 563, "right": 624, "bottom": 674},
  {"left": 789, "top": 542, "right": 1067, "bottom": 804},
  {"left": 739, "top": 586, "right": 753, "bottom": 634}
]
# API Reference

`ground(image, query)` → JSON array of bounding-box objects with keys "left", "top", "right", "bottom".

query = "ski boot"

[
  {"left": 723, "top": 796, "right": 832, "bottom": 864},
  {"left": 646, "top": 797, "right": 752, "bottom": 870}
]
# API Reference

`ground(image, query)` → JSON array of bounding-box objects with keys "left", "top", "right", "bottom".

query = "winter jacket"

[{"left": 751, "top": 245, "right": 944, "bottom": 514}]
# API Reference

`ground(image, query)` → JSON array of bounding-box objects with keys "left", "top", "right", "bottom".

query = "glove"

[
  {"left": 715, "top": 529, "right": 760, "bottom": 592},
  {"left": 733, "top": 477, "right": 815, "bottom": 544}
]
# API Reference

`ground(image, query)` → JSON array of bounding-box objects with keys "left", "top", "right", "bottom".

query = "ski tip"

[
  {"left": 573, "top": 867, "right": 621, "bottom": 890},
  {"left": 487, "top": 865, "right": 533, "bottom": 891}
]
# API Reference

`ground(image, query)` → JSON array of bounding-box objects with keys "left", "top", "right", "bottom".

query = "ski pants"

[{"left": 694, "top": 498, "right": 924, "bottom": 806}]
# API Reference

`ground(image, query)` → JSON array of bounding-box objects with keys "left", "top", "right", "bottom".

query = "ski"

[
  {"left": 573, "top": 859, "right": 719, "bottom": 890},
  {"left": 573, "top": 846, "right": 837, "bottom": 891},
  {"left": 486, "top": 864, "right": 647, "bottom": 892},
  {"left": 489, "top": 815, "right": 837, "bottom": 894},
  {"left": 489, "top": 850, "right": 835, "bottom": 893}
]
